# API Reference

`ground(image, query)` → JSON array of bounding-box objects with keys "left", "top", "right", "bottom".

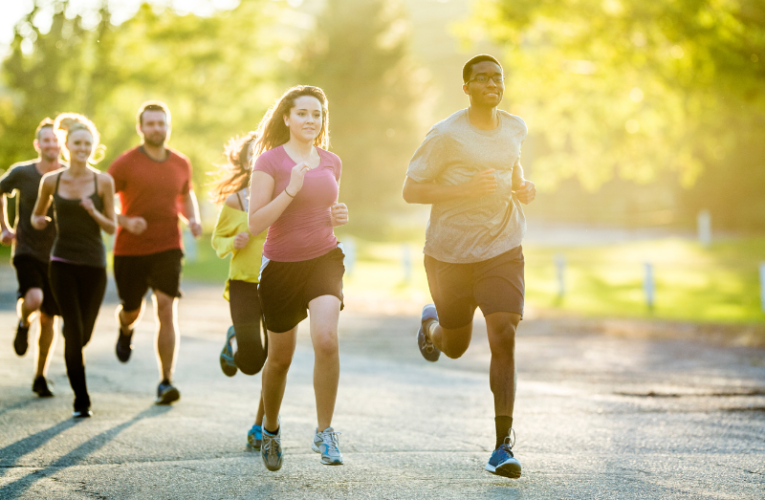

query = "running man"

[
  {"left": 0, "top": 118, "right": 62, "bottom": 397},
  {"left": 108, "top": 101, "right": 202, "bottom": 405},
  {"left": 402, "top": 54, "right": 536, "bottom": 479}
]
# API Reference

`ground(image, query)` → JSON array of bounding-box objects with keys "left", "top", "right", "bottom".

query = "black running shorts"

[
  {"left": 12, "top": 255, "right": 60, "bottom": 316},
  {"left": 258, "top": 247, "right": 345, "bottom": 333},
  {"left": 114, "top": 249, "right": 183, "bottom": 312},
  {"left": 424, "top": 245, "right": 525, "bottom": 329}
]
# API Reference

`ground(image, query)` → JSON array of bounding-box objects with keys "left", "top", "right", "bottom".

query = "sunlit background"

[{"left": 1, "top": 0, "right": 764, "bottom": 327}]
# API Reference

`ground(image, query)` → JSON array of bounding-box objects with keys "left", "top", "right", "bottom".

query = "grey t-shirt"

[
  {"left": 407, "top": 109, "right": 527, "bottom": 264},
  {"left": 0, "top": 162, "right": 57, "bottom": 262}
]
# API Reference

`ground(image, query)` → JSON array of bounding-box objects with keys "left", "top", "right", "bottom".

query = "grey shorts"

[{"left": 424, "top": 245, "right": 525, "bottom": 329}]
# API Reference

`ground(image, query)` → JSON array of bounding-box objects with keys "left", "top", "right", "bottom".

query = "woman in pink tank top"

[{"left": 248, "top": 86, "right": 349, "bottom": 471}]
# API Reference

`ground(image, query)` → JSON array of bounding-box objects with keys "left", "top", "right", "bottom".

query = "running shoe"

[
  {"left": 417, "top": 304, "right": 440, "bottom": 362},
  {"left": 247, "top": 424, "right": 263, "bottom": 451},
  {"left": 115, "top": 328, "right": 133, "bottom": 363},
  {"left": 14, "top": 321, "right": 29, "bottom": 356},
  {"left": 32, "top": 376, "right": 54, "bottom": 397},
  {"left": 261, "top": 423, "right": 283, "bottom": 471},
  {"left": 485, "top": 433, "right": 522, "bottom": 479},
  {"left": 220, "top": 326, "right": 237, "bottom": 377},
  {"left": 155, "top": 381, "right": 181, "bottom": 405},
  {"left": 312, "top": 427, "right": 343, "bottom": 465},
  {"left": 73, "top": 397, "right": 92, "bottom": 418},
  {"left": 72, "top": 409, "right": 93, "bottom": 418}
]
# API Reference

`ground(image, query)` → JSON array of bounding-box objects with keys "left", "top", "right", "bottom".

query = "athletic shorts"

[
  {"left": 424, "top": 245, "right": 525, "bottom": 329},
  {"left": 12, "top": 255, "right": 60, "bottom": 317},
  {"left": 114, "top": 249, "right": 183, "bottom": 312},
  {"left": 258, "top": 246, "right": 345, "bottom": 333}
]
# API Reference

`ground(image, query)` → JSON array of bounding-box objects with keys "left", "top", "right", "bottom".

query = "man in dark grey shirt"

[
  {"left": 0, "top": 118, "right": 62, "bottom": 397},
  {"left": 403, "top": 55, "right": 536, "bottom": 479}
]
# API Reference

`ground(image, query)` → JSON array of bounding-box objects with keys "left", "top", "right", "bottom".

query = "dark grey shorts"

[{"left": 424, "top": 245, "right": 525, "bottom": 329}]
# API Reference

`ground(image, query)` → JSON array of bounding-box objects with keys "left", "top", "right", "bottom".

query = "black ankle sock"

[
  {"left": 495, "top": 416, "right": 513, "bottom": 449},
  {"left": 161, "top": 379, "right": 171, "bottom": 386},
  {"left": 265, "top": 426, "right": 279, "bottom": 435}
]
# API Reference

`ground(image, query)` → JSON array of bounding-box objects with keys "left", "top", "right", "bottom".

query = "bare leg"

[
  {"left": 427, "top": 320, "right": 473, "bottom": 360},
  {"left": 35, "top": 312, "right": 56, "bottom": 378},
  {"left": 18, "top": 288, "right": 43, "bottom": 327},
  {"left": 485, "top": 312, "right": 521, "bottom": 418},
  {"left": 261, "top": 327, "right": 297, "bottom": 432},
  {"left": 254, "top": 391, "right": 265, "bottom": 426},
  {"left": 308, "top": 295, "right": 341, "bottom": 431},
  {"left": 117, "top": 302, "right": 144, "bottom": 334},
  {"left": 153, "top": 291, "right": 178, "bottom": 382}
]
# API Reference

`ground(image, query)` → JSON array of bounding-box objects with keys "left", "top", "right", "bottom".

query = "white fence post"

[
  {"left": 697, "top": 209, "right": 712, "bottom": 247},
  {"left": 760, "top": 262, "right": 765, "bottom": 314},
  {"left": 555, "top": 254, "right": 566, "bottom": 297},
  {"left": 183, "top": 227, "right": 197, "bottom": 263},
  {"left": 643, "top": 262, "right": 655, "bottom": 310},
  {"left": 343, "top": 238, "right": 356, "bottom": 276},
  {"left": 402, "top": 243, "right": 412, "bottom": 284}
]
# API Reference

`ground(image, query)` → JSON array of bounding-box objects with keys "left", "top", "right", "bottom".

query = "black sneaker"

[
  {"left": 116, "top": 328, "right": 133, "bottom": 363},
  {"left": 14, "top": 321, "right": 30, "bottom": 356},
  {"left": 32, "top": 376, "right": 54, "bottom": 397},
  {"left": 73, "top": 397, "right": 92, "bottom": 418},
  {"left": 155, "top": 381, "right": 181, "bottom": 405},
  {"left": 73, "top": 409, "right": 93, "bottom": 418}
]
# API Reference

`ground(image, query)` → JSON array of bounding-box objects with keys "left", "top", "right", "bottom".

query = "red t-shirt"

[
  {"left": 109, "top": 146, "right": 192, "bottom": 256},
  {"left": 254, "top": 145, "right": 342, "bottom": 262}
]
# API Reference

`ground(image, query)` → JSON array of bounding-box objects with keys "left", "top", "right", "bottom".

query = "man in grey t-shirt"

[
  {"left": 0, "top": 118, "right": 62, "bottom": 398},
  {"left": 403, "top": 54, "right": 536, "bottom": 479}
]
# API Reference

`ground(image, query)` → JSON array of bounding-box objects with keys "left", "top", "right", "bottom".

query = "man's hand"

[
  {"left": 123, "top": 216, "right": 148, "bottom": 235},
  {"left": 330, "top": 202, "right": 349, "bottom": 227},
  {"left": 233, "top": 232, "right": 250, "bottom": 249},
  {"left": 31, "top": 215, "right": 51, "bottom": 230},
  {"left": 188, "top": 219, "right": 203, "bottom": 238},
  {"left": 513, "top": 180, "right": 536, "bottom": 204},
  {"left": 0, "top": 228, "right": 15, "bottom": 246},
  {"left": 465, "top": 169, "right": 497, "bottom": 197}
]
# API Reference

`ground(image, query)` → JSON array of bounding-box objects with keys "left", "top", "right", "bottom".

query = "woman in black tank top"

[{"left": 31, "top": 113, "right": 115, "bottom": 418}]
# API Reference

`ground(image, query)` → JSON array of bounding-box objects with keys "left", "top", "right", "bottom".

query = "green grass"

[{"left": 5, "top": 234, "right": 764, "bottom": 324}]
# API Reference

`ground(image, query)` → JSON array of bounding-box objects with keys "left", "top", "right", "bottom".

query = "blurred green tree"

[
  {"left": 296, "top": 0, "right": 427, "bottom": 234},
  {"left": 470, "top": 0, "right": 765, "bottom": 230}
]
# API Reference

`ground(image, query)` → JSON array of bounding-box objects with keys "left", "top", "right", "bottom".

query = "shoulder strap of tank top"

[
  {"left": 54, "top": 171, "right": 63, "bottom": 194},
  {"left": 235, "top": 191, "right": 245, "bottom": 211}
]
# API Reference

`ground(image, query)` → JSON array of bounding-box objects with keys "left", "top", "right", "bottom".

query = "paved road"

[{"left": 1, "top": 283, "right": 764, "bottom": 499}]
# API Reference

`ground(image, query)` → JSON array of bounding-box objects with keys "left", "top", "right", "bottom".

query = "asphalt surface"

[{"left": 1, "top": 280, "right": 764, "bottom": 499}]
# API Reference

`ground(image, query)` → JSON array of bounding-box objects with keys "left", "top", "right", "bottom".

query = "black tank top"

[{"left": 51, "top": 171, "right": 106, "bottom": 267}]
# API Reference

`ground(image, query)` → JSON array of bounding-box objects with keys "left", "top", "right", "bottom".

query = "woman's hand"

[
  {"left": 233, "top": 232, "right": 250, "bottom": 249},
  {"left": 330, "top": 203, "right": 348, "bottom": 227},
  {"left": 31, "top": 215, "right": 51, "bottom": 230},
  {"left": 80, "top": 197, "right": 97, "bottom": 217},
  {"left": 286, "top": 161, "right": 311, "bottom": 197}
]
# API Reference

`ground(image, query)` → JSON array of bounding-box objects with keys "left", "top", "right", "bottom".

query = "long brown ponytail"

[{"left": 209, "top": 131, "right": 259, "bottom": 205}]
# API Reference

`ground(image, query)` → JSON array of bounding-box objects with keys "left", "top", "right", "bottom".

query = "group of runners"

[{"left": 1, "top": 54, "right": 535, "bottom": 479}]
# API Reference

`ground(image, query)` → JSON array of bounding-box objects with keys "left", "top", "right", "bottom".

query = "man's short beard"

[{"left": 144, "top": 135, "right": 167, "bottom": 148}]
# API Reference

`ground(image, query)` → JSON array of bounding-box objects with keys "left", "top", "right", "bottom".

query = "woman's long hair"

[
  {"left": 251, "top": 85, "right": 330, "bottom": 161},
  {"left": 209, "top": 131, "right": 259, "bottom": 205}
]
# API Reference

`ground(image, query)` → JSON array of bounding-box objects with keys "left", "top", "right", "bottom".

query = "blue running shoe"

[
  {"left": 485, "top": 433, "right": 522, "bottom": 479},
  {"left": 220, "top": 326, "right": 237, "bottom": 377},
  {"left": 417, "top": 304, "right": 440, "bottom": 362},
  {"left": 261, "top": 421, "right": 283, "bottom": 471},
  {"left": 312, "top": 427, "right": 343, "bottom": 465},
  {"left": 247, "top": 424, "right": 263, "bottom": 451}
]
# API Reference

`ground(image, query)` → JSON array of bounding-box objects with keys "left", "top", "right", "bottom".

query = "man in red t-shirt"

[{"left": 108, "top": 101, "right": 202, "bottom": 405}]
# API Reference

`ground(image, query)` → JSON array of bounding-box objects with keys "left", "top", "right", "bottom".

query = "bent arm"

[
  {"left": 0, "top": 187, "right": 10, "bottom": 233},
  {"left": 92, "top": 175, "right": 116, "bottom": 234},
  {"left": 180, "top": 190, "right": 201, "bottom": 225},
  {"left": 30, "top": 177, "right": 54, "bottom": 229},
  {"left": 248, "top": 171, "right": 293, "bottom": 236},
  {"left": 211, "top": 212, "right": 236, "bottom": 258},
  {"left": 403, "top": 176, "right": 473, "bottom": 205}
]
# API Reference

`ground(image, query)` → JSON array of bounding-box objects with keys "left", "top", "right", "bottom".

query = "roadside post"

[
  {"left": 555, "top": 254, "right": 566, "bottom": 298},
  {"left": 698, "top": 209, "right": 712, "bottom": 247},
  {"left": 644, "top": 262, "right": 655, "bottom": 311}
]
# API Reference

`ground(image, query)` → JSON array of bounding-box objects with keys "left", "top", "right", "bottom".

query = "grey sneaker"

[
  {"left": 417, "top": 304, "right": 440, "bottom": 362},
  {"left": 261, "top": 423, "right": 283, "bottom": 471},
  {"left": 312, "top": 426, "right": 343, "bottom": 465}
]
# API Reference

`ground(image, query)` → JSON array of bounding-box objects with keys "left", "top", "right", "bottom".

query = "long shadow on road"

[{"left": 0, "top": 405, "right": 171, "bottom": 499}]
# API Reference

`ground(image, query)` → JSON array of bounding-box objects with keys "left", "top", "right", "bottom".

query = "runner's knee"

[
  {"left": 23, "top": 288, "right": 43, "bottom": 311},
  {"left": 312, "top": 330, "right": 338, "bottom": 358},
  {"left": 235, "top": 340, "right": 267, "bottom": 375},
  {"left": 441, "top": 338, "right": 470, "bottom": 359}
]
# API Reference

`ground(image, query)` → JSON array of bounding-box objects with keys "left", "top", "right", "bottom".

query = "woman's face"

[
  {"left": 66, "top": 129, "right": 94, "bottom": 165},
  {"left": 284, "top": 95, "right": 323, "bottom": 144}
]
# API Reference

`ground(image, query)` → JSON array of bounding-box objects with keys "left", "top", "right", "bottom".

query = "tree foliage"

[
  {"left": 472, "top": 0, "right": 765, "bottom": 229},
  {"left": 296, "top": 0, "right": 426, "bottom": 229}
]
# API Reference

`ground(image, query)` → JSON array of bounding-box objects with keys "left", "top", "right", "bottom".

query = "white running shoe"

[{"left": 312, "top": 426, "right": 343, "bottom": 465}]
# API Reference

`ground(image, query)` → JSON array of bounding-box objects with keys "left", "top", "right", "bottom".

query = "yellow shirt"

[{"left": 211, "top": 203, "right": 267, "bottom": 300}]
